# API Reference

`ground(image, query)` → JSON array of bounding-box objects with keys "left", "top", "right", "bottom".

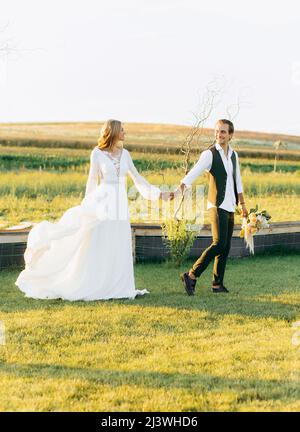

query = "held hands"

[
  {"left": 160, "top": 191, "right": 175, "bottom": 201},
  {"left": 159, "top": 185, "right": 185, "bottom": 201}
]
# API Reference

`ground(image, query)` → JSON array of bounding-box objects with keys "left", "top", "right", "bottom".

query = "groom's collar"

[{"left": 215, "top": 142, "right": 233, "bottom": 156}]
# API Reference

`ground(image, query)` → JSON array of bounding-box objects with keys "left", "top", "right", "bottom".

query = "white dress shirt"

[{"left": 181, "top": 143, "right": 244, "bottom": 213}]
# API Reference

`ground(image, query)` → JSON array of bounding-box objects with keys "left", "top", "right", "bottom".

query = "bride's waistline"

[{"left": 99, "top": 180, "right": 127, "bottom": 186}]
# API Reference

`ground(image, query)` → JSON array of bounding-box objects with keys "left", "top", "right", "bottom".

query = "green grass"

[
  {"left": 0, "top": 133, "right": 299, "bottom": 227},
  {"left": 0, "top": 254, "right": 300, "bottom": 411},
  {"left": 1, "top": 145, "right": 300, "bottom": 172}
]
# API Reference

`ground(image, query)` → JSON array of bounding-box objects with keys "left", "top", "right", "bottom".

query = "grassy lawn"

[{"left": 0, "top": 254, "right": 299, "bottom": 411}]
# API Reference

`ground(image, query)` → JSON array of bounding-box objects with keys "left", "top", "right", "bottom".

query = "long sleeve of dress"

[
  {"left": 85, "top": 150, "right": 99, "bottom": 197},
  {"left": 126, "top": 150, "right": 161, "bottom": 201}
]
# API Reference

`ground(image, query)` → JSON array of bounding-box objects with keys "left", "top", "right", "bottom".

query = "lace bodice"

[
  {"left": 85, "top": 147, "right": 161, "bottom": 201},
  {"left": 102, "top": 149, "right": 122, "bottom": 177}
]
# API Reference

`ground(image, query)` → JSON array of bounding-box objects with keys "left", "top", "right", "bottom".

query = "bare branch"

[
  {"left": 226, "top": 86, "right": 252, "bottom": 122},
  {"left": 173, "top": 82, "right": 224, "bottom": 220},
  {"left": 0, "top": 23, "right": 14, "bottom": 57},
  {"left": 174, "top": 79, "right": 249, "bottom": 221}
]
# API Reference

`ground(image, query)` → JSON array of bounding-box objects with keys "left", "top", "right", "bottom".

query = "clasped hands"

[{"left": 160, "top": 187, "right": 182, "bottom": 201}]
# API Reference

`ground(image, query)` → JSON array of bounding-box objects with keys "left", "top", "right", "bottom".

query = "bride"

[{"left": 15, "top": 120, "right": 171, "bottom": 301}]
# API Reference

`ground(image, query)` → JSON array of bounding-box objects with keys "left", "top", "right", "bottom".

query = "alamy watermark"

[
  {"left": 291, "top": 62, "right": 300, "bottom": 86},
  {"left": 0, "top": 54, "right": 7, "bottom": 87},
  {"left": 0, "top": 321, "right": 5, "bottom": 345},
  {"left": 291, "top": 321, "right": 300, "bottom": 346},
  {"left": 82, "top": 181, "right": 206, "bottom": 229}
]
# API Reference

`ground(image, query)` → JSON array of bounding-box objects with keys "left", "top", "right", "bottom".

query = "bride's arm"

[
  {"left": 126, "top": 150, "right": 163, "bottom": 201},
  {"left": 85, "top": 149, "right": 99, "bottom": 196}
]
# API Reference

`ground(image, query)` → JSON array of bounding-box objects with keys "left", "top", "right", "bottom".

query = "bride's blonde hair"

[{"left": 97, "top": 119, "right": 122, "bottom": 150}]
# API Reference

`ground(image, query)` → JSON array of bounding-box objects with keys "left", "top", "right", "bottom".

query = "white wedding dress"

[{"left": 15, "top": 147, "right": 161, "bottom": 301}]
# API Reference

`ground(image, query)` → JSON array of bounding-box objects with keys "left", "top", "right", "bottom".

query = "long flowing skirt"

[{"left": 15, "top": 185, "right": 148, "bottom": 301}]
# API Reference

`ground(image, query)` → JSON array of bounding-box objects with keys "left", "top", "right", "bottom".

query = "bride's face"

[{"left": 118, "top": 124, "right": 125, "bottom": 141}]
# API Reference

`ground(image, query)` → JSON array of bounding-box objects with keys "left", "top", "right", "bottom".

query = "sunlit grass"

[
  {"left": 0, "top": 143, "right": 298, "bottom": 227},
  {"left": 0, "top": 169, "right": 299, "bottom": 228},
  {"left": 0, "top": 254, "right": 299, "bottom": 411}
]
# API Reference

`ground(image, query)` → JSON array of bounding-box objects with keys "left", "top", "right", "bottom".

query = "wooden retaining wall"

[{"left": 0, "top": 221, "right": 299, "bottom": 270}]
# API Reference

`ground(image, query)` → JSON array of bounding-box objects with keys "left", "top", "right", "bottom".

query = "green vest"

[{"left": 207, "top": 144, "right": 238, "bottom": 207}]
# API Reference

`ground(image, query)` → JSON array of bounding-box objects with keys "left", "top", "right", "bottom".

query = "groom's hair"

[{"left": 217, "top": 119, "right": 234, "bottom": 135}]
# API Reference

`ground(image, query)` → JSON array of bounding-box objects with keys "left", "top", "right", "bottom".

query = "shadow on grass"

[
  {"left": 0, "top": 362, "right": 299, "bottom": 405},
  {"left": 1, "top": 287, "right": 298, "bottom": 323},
  {"left": 1, "top": 254, "right": 299, "bottom": 322}
]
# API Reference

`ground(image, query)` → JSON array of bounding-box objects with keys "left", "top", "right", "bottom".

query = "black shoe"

[
  {"left": 212, "top": 284, "right": 229, "bottom": 293},
  {"left": 180, "top": 272, "right": 196, "bottom": 296}
]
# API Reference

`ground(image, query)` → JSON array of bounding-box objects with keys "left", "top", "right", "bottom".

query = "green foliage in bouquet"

[
  {"left": 235, "top": 203, "right": 272, "bottom": 224},
  {"left": 161, "top": 219, "right": 197, "bottom": 267},
  {"left": 249, "top": 204, "right": 271, "bottom": 216}
]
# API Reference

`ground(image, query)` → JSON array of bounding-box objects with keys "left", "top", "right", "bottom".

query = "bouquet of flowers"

[{"left": 239, "top": 205, "right": 272, "bottom": 254}]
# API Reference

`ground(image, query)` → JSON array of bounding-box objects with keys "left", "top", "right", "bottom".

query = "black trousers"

[{"left": 190, "top": 207, "right": 234, "bottom": 286}]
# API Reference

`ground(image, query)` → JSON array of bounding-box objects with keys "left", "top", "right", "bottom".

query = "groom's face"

[{"left": 214, "top": 122, "right": 232, "bottom": 145}]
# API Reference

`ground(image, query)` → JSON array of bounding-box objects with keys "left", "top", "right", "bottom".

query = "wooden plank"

[{"left": 0, "top": 222, "right": 299, "bottom": 244}]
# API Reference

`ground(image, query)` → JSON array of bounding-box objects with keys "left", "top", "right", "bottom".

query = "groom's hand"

[
  {"left": 173, "top": 187, "right": 183, "bottom": 198},
  {"left": 240, "top": 203, "right": 248, "bottom": 218}
]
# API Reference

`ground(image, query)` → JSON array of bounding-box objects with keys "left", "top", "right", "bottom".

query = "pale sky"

[{"left": 1, "top": 0, "right": 300, "bottom": 135}]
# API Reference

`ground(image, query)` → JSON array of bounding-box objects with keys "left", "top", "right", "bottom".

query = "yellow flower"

[
  {"left": 239, "top": 229, "right": 244, "bottom": 238},
  {"left": 249, "top": 213, "right": 257, "bottom": 223}
]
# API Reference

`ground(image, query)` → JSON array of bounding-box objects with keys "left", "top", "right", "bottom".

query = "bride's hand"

[{"left": 160, "top": 192, "right": 174, "bottom": 201}]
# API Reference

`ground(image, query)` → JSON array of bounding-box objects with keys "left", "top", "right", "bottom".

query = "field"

[
  {"left": 0, "top": 123, "right": 299, "bottom": 412},
  {"left": 1, "top": 122, "right": 300, "bottom": 154},
  {"left": 0, "top": 122, "right": 299, "bottom": 228},
  {"left": 0, "top": 254, "right": 299, "bottom": 411}
]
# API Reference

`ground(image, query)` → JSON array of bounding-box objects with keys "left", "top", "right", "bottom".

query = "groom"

[{"left": 176, "top": 119, "right": 248, "bottom": 294}]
